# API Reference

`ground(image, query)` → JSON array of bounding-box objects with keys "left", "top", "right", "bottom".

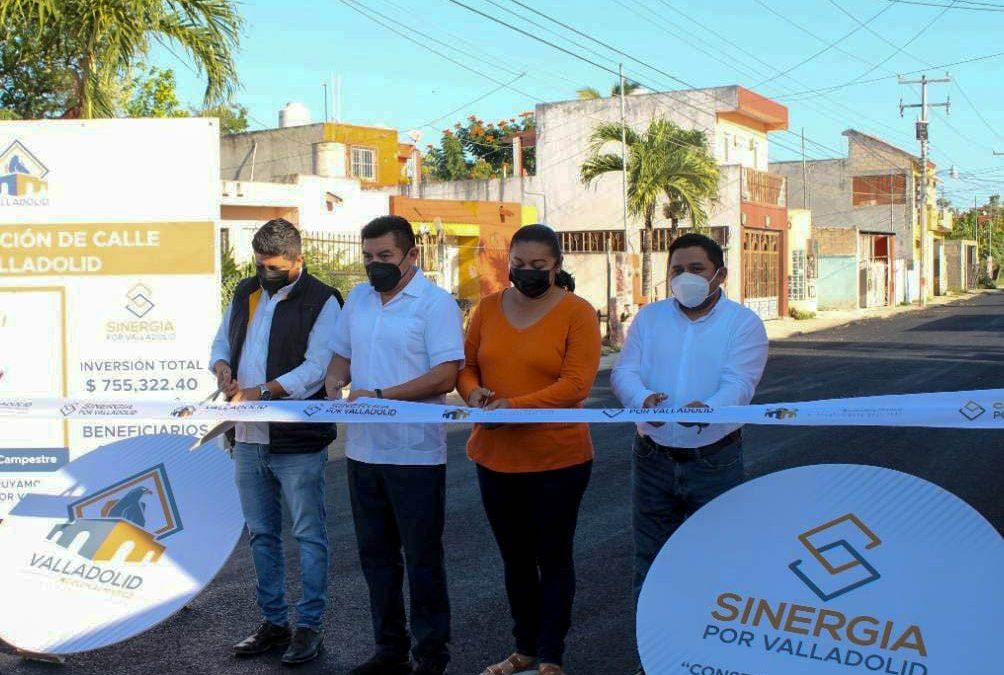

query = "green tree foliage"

[
  {"left": 424, "top": 113, "right": 536, "bottom": 181},
  {"left": 949, "top": 195, "right": 1003, "bottom": 286},
  {"left": 124, "top": 65, "right": 188, "bottom": 118},
  {"left": 581, "top": 118, "right": 720, "bottom": 298},
  {"left": 577, "top": 80, "right": 643, "bottom": 99},
  {"left": 0, "top": 18, "right": 78, "bottom": 118},
  {"left": 0, "top": 0, "right": 243, "bottom": 119},
  {"left": 196, "top": 102, "right": 250, "bottom": 134},
  {"left": 425, "top": 130, "right": 469, "bottom": 181}
]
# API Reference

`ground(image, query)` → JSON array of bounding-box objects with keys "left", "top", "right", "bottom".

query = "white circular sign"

[
  {"left": 638, "top": 464, "right": 1003, "bottom": 675},
  {"left": 0, "top": 434, "right": 243, "bottom": 654}
]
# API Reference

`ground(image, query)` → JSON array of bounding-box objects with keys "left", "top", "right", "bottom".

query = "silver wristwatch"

[{"left": 258, "top": 384, "right": 273, "bottom": 401}]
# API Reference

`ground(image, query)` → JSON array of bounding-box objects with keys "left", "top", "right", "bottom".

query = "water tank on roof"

[{"left": 279, "top": 102, "right": 311, "bottom": 128}]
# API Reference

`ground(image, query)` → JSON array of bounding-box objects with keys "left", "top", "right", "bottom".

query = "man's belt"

[{"left": 639, "top": 429, "right": 742, "bottom": 462}]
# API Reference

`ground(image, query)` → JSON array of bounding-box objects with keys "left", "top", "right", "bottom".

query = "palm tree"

[
  {"left": 576, "top": 80, "right": 642, "bottom": 100},
  {"left": 1, "top": 0, "right": 243, "bottom": 118},
  {"left": 581, "top": 118, "right": 720, "bottom": 299}
]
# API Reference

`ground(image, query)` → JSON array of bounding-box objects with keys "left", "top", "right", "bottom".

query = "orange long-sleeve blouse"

[{"left": 457, "top": 290, "right": 602, "bottom": 473}]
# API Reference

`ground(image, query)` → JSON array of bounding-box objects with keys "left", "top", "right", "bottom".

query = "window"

[
  {"left": 852, "top": 174, "right": 906, "bottom": 206},
  {"left": 351, "top": 147, "right": 376, "bottom": 181},
  {"left": 559, "top": 230, "right": 625, "bottom": 253}
]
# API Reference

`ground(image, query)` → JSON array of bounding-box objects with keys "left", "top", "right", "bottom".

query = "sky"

[{"left": 153, "top": 0, "right": 1004, "bottom": 207}]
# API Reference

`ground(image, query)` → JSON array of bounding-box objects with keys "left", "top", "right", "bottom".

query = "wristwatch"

[
  {"left": 374, "top": 388, "right": 384, "bottom": 399},
  {"left": 258, "top": 384, "right": 273, "bottom": 401}
]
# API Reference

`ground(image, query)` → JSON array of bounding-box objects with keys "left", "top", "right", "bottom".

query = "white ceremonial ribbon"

[{"left": 0, "top": 389, "right": 1002, "bottom": 435}]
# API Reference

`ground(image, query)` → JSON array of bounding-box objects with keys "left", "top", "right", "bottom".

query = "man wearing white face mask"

[{"left": 611, "top": 233, "right": 768, "bottom": 675}]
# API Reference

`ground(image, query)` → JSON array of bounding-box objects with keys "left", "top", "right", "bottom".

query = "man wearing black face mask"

[
  {"left": 209, "top": 218, "right": 343, "bottom": 665},
  {"left": 324, "top": 215, "right": 464, "bottom": 675}
]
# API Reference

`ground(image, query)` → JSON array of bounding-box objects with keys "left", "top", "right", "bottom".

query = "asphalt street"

[{"left": 2, "top": 291, "right": 1002, "bottom": 675}]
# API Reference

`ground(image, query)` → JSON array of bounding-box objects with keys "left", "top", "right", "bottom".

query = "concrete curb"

[{"left": 764, "top": 289, "right": 999, "bottom": 341}]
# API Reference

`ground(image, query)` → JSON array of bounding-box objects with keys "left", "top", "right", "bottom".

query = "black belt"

[{"left": 638, "top": 429, "right": 742, "bottom": 462}]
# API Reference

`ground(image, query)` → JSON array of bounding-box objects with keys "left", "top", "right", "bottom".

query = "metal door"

[{"left": 741, "top": 228, "right": 780, "bottom": 319}]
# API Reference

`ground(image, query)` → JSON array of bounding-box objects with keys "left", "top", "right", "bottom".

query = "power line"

[
  {"left": 410, "top": 73, "right": 527, "bottom": 132},
  {"left": 953, "top": 78, "right": 1003, "bottom": 141},
  {"left": 845, "top": 1, "right": 957, "bottom": 84},
  {"left": 753, "top": 3, "right": 894, "bottom": 88},
  {"left": 885, "top": 0, "right": 1004, "bottom": 10},
  {"left": 337, "top": 0, "right": 540, "bottom": 100},
  {"left": 774, "top": 50, "right": 1004, "bottom": 100}
]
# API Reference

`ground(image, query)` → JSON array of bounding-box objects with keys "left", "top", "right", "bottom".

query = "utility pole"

[
  {"left": 322, "top": 81, "right": 329, "bottom": 122},
  {"left": 618, "top": 62, "right": 631, "bottom": 325},
  {"left": 899, "top": 73, "right": 951, "bottom": 306},
  {"left": 619, "top": 63, "right": 629, "bottom": 255},
  {"left": 801, "top": 128, "right": 809, "bottom": 208}
]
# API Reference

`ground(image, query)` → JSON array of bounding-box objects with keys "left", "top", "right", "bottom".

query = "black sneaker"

[
  {"left": 281, "top": 627, "right": 324, "bottom": 665},
  {"left": 349, "top": 653, "right": 413, "bottom": 675},
  {"left": 232, "top": 621, "right": 291, "bottom": 656}
]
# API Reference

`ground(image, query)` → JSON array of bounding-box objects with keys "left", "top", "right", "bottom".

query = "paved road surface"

[{"left": 2, "top": 291, "right": 1001, "bottom": 674}]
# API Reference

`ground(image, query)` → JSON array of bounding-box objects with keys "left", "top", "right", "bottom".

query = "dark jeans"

[
  {"left": 632, "top": 433, "right": 744, "bottom": 605},
  {"left": 233, "top": 443, "right": 329, "bottom": 630},
  {"left": 347, "top": 459, "right": 450, "bottom": 669},
  {"left": 477, "top": 461, "right": 592, "bottom": 667}
]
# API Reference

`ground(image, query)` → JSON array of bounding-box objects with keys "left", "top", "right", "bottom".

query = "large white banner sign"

[
  {"left": 637, "top": 464, "right": 1003, "bottom": 675},
  {"left": 0, "top": 434, "right": 243, "bottom": 655},
  {"left": 0, "top": 119, "right": 221, "bottom": 517}
]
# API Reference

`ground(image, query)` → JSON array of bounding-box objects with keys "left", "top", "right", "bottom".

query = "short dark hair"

[
  {"left": 510, "top": 223, "right": 575, "bottom": 291},
  {"left": 361, "top": 215, "right": 416, "bottom": 253},
  {"left": 669, "top": 233, "right": 725, "bottom": 269},
  {"left": 252, "top": 218, "right": 301, "bottom": 260}
]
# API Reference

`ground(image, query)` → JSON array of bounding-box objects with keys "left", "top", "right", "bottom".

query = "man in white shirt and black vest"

[
  {"left": 611, "top": 233, "right": 768, "bottom": 675},
  {"left": 325, "top": 215, "right": 464, "bottom": 675},
  {"left": 209, "top": 218, "right": 342, "bottom": 665}
]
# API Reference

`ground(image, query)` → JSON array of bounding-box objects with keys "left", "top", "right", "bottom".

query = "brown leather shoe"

[{"left": 480, "top": 652, "right": 537, "bottom": 675}]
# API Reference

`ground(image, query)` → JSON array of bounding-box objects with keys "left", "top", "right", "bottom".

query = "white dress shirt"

[
  {"left": 210, "top": 274, "right": 342, "bottom": 444},
  {"left": 331, "top": 268, "right": 465, "bottom": 466},
  {"left": 611, "top": 294, "right": 768, "bottom": 449}
]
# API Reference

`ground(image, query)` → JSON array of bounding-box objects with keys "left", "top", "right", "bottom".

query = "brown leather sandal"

[
  {"left": 480, "top": 652, "right": 538, "bottom": 675},
  {"left": 538, "top": 664, "right": 566, "bottom": 675}
]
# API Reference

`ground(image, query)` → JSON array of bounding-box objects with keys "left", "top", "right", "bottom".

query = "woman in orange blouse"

[{"left": 458, "top": 224, "right": 602, "bottom": 675}]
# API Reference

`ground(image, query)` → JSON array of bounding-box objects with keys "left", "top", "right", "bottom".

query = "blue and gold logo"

[
  {"left": 0, "top": 140, "right": 49, "bottom": 204},
  {"left": 46, "top": 464, "right": 183, "bottom": 564},
  {"left": 789, "top": 513, "right": 882, "bottom": 601}
]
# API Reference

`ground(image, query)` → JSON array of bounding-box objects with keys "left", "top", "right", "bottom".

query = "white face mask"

[{"left": 671, "top": 269, "right": 721, "bottom": 308}]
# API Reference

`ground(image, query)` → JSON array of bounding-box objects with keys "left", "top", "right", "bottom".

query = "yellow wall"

[{"left": 324, "top": 122, "right": 401, "bottom": 187}]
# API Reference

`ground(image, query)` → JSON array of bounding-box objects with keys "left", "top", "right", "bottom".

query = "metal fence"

[{"left": 301, "top": 232, "right": 368, "bottom": 294}]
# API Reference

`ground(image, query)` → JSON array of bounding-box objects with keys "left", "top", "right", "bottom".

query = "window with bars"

[
  {"left": 559, "top": 230, "right": 625, "bottom": 253},
  {"left": 789, "top": 249, "right": 806, "bottom": 301},
  {"left": 351, "top": 147, "right": 376, "bottom": 181}
]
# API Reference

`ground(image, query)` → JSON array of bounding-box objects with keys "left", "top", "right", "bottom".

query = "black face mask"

[
  {"left": 257, "top": 265, "right": 294, "bottom": 295},
  {"left": 509, "top": 267, "right": 553, "bottom": 299},
  {"left": 367, "top": 259, "right": 405, "bottom": 293}
]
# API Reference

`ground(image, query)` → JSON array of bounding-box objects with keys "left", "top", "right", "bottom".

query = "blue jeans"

[
  {"left": 632, "top": 433, "right": 744, "bottom": 605},
  {"left": 234, "top": 442, "right": 329, "bottom": 630}
]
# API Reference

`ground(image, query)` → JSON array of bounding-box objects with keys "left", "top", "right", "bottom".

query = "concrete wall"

[
  {"left": 944, "top": 239, "right": 978, "bottom": 291},
  {"left": 531, "top": 87, "right": 732, "bottom": 247},
  {"left": 221, "top": 125, "right": 326, "bottom": 182},
  {"left": 770, "top": 134, "right": 918, "bottom": 264},
  {"left": 220, "top": 176, "right": 390, "bottom": 263}
]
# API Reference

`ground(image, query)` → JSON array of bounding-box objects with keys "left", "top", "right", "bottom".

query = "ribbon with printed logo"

[{"left": 1, "top": 389, "right": 1001, "bottom": 432}]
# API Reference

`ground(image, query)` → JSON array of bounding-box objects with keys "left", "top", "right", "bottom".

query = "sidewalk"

[{"left": 763, "top": 289, "right": 996, "bottom": 340}]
